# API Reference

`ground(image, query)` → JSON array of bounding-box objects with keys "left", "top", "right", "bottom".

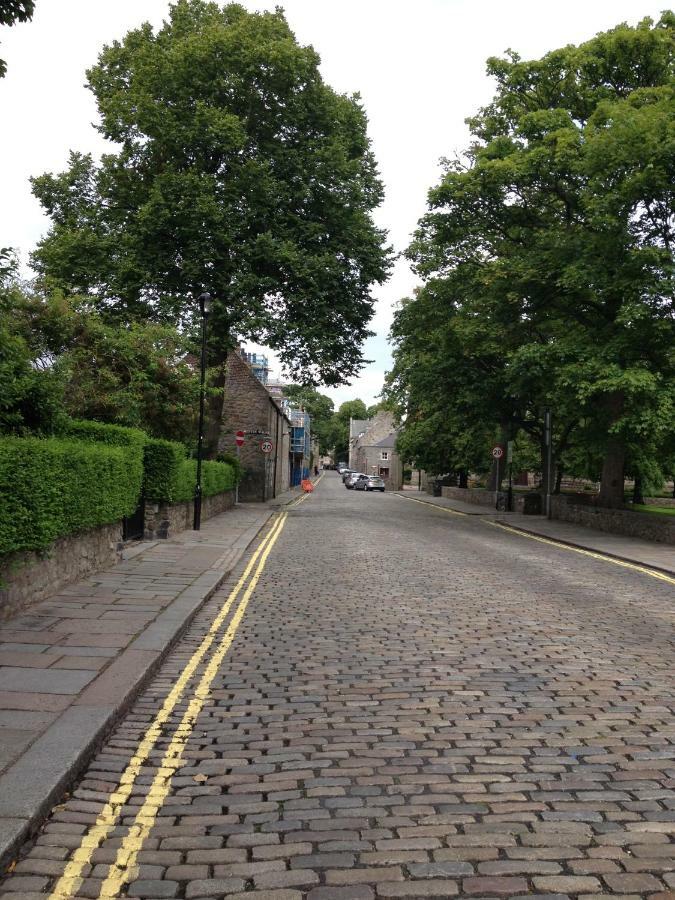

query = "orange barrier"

[{"left": 301, "top": 479, "right": 314, "bottom": 493}]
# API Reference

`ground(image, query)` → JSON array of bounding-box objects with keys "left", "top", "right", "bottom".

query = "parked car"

[
  {"left": 345, "top": 472, "right": 366, "bottom": 489},
  {"left": 354, "top": 475, "right": 385, "bottom": 492},
  {"left": 341, "top": 468, "right": 355, "bottom": 483}
]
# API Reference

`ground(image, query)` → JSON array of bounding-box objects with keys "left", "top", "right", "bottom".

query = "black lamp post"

[{"left": 193, "top": 292, "right": 212, "bottom": 531}]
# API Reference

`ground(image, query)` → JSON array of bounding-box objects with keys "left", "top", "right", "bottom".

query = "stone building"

[
  {"left": 350, "top": 411, "right": 403, "bottom": 490},
  {"left": 218, "top": 350, "right": 292, "bottom": 501}
]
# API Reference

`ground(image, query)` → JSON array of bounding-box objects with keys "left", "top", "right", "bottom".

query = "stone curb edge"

[
  {"left": 0, "top": 511, "right": 276, "bottom": 873},
  {"left": 490, "top": 521, "right": 675, "bottom": 578},
  {"left": 394, "top": 492, "right": 489, "bottom": 515}
]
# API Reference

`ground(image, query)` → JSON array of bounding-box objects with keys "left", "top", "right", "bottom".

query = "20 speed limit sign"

[
  {"left": 492, "top": 445, "right": 505, "bottom": 459},
  {"left": 260, "top": 439, "right": 274, "bottom": 454}
]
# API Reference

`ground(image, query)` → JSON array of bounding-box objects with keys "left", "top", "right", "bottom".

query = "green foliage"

[
  {"left": 216, "top": 450, "right": 243, "bottom": 485},
  {"left": 389, "top": 14, "right": 675, "bottom": 504},
  {"left": 31, "top": 1, "right": 391, "bottom": 387},
  {"left": 58, "top": 418, "right": 145, "bottom": 516},
  {"left": 18, "top": 294, "right": 202, "bottom": 442},
  {"left": 144, "top": 438, "right": 235, "bottom": 503},
  {"left": 0, "top": 251, "right": 65, "bottom": 435},
  {"left": 331, "top": 398, "right": 368, "bottom": 460},
  {"left": 0, "top": 434, "right": 139, "bottom": 556},
  {"left": 0, "top": 1, "right": 35, "bottom": 78}
]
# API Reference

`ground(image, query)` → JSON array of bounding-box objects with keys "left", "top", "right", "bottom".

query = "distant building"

[
  {"left": 350, "top": 411, "right": 403, "bottom": 490},
  {"left": 241, "top": 351, "right": 270, "bottom": 385}
]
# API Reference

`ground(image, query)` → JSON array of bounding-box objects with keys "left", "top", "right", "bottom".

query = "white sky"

[{"left": 0, "top": 0, "right": 666, "bottom": 408}]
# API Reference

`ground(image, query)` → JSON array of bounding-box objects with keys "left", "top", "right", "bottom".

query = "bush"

[
  {"left": 0, "top": 435, "right": 141, "bottom": 555},
  {"left": 216, "top": 450, "right": 244, "bottom": 485},
  {"left": 144, "top": 439, "right": 236, "bottom": 503},
  {"left": 59, "top": 419, "right": 145, "bottom": 515}
]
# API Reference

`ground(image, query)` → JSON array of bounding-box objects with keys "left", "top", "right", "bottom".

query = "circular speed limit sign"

[
  {"left": 260, "top": 439, "right": 273, "bottom": 454},
  {"left": 492, "top": 445, "right": 504, "bottom": 459}
]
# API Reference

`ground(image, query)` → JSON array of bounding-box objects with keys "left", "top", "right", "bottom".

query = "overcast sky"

[{"left": 0, "top": 0, "right": 666, "bottom": 407}]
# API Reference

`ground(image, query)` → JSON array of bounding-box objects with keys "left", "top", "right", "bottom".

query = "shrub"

[
  {"left": 216, "top": 450, "right": 244, "bottom": 485},
  {"left": 0, "top": 436, "right": 140, "bottom": 555},
  {"left": 144, "top": 438, "right": 236, "bottom": 503},
  {"left": 59, "top": 419, "right": 145, "bottom": 515}
]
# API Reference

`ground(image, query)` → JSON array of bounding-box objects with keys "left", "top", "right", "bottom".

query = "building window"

[
  {"left": 379, "top": 467, "right": 389, "bottom": 478},
  {"left": 380, "top": 451, "right": 389, "bottom": 460}
]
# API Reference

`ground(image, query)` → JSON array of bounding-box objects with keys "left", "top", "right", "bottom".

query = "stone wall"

[
  {"left": 0, "top": 523, "right": 123, "bottom": 622},
  {"left": 643, "top": 497, "right": 675, "bottom": 508},
  {"left": 551, "top": 495, "right": 675, "bottom": 544},
  {"left": 144, "top": 490, "right": 235, "bottom": 540},
  {"left": 441, "top": 486, "right": 499, "bottom": 507},
  {"left": 219, "top": 351, "right": 291, "bottom": 501}
]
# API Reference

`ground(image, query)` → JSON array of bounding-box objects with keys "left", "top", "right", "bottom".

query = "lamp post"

[{"left": 193, "top": 292, "right": 212, "bottom": 531}]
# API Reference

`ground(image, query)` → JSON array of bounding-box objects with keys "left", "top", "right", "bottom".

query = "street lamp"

[{"left": 193, "top": 292, "right": 212, "bottom": 531}]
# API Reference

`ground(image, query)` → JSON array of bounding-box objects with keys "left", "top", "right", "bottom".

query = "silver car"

[
  {"left": 355, "top": 475, "right": 385, "bottom": 492},
  {"left": 345, "top": 472, "right": 366, "bottom": 489}
]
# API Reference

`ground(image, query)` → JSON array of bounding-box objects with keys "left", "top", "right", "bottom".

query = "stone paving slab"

[
  {"left": 398, "top": 491, "right": 675, "bottom": 574},
  {"left": 0, "top": 494, "right": 302, "bottom": 870}
]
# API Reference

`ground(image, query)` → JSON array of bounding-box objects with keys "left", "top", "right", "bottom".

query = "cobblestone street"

[{"left": 2, "top": 472, "right": 675, "bottom": 900}]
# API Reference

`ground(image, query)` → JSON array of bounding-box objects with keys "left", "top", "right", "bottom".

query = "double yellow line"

[{"left": 50, "top": 512, "right": 288, "bottom": 900}]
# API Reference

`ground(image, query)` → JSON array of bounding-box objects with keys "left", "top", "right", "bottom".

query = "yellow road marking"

[
  {"left": 49, "top": 513, "right": 287, "bottom": 900},
  {"left": 287, "top": 472, "right": 323, "bottom": 508},
  {"left": 396, "top": 492, "right": 467, "bottom": 516},
  {"left": 98, "top": 511, "right": 288, "bottom": 898},
  {"left": 485, "top": 519, "right": 675, "bottom": 585}
]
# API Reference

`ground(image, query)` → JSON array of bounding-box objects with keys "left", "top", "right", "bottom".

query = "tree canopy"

[
  {"left": 0, "top": 0, "right": 35, "bottom": 77},
  {"left": 31, "top": 1, "right": 391, "bottom": 387},
  {"left": 387, "top": 14, "right": 675, "bottom": 505}
]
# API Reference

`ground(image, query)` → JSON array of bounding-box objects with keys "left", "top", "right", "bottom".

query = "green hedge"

[
  {"left": 144, "top": 438, "right": 236, "bottom": 503},
  {"left": 0, "top": 436, "right": 141, "bottom": 555},
  {"left": 59, "top": 419, "right": 145, "bottom": 515}
]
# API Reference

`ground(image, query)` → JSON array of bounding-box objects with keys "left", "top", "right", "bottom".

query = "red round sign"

[{"left": 235, "top": 430, "right": 245, "bottom": 447}]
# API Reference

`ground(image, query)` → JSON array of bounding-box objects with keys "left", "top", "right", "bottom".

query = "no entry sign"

[{"left": 235, "top": 430, "right": 245, "bottom": 447}]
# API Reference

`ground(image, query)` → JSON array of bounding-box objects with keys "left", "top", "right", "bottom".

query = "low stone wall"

[
  {"left": 0, "top": 523, "right": 123, "bottom": 622},
  {"left": 441, "top": 486, "right": 498, "bottom": 507},
  {"left": 551, "top": 495, "right": 675, "bottom": 545},
  {"left": 643, "top": 497, "right": 675, "bottom": 508},
  {"left": 144, "top": 490, "right": 235, "bottom": 539}
]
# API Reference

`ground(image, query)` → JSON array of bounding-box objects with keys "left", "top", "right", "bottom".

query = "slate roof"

[{"left": 374, "top": 433, "right": 397, "bottom": 448}]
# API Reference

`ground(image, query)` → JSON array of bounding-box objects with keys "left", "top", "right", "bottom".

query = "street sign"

[
  {"left": 506, "top": 441, "right": 513, "bottom": 464},
  {"left": 235, "top": 430, "right": 245, "bottom": 447},
  {"left": 492, "top": 444, "right": 505, "bottom": 459},
  {"left": 260, "top": 439, "right": 273, "bottom": 454}
]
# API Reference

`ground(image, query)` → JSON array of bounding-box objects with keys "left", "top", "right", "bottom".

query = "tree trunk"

[
  {"left": 598, "top": 392, "right": 626, "bottom": 509},
  {"left": 554, "top": 464, "right": 563, "bottom": 494},
  {"left": 632, "top": 474, "right": 644, "bottom": 505},
  {"left": 458, "top": 470, "right": 468, "bottom": 489}
]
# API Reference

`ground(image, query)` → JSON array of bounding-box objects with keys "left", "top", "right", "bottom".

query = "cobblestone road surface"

[{"left": 2, "top": 473, "right": 674, "bottom": 900}]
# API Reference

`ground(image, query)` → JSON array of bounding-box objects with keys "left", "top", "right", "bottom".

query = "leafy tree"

[
  {"left": 331, "top": 398, "right": 367, "bottom": 462},
  {"left": 399, "top": 14, "right": 675, "bottom": 506},
  {"left": 19, "top": 294, "right": 202, "bottom": 443},
  {"left": 0, "top": 250, "right": 64, "bottom": 434},
  {"left": 0, "top": 0, "right": 35, "bottom": 77},
  {"left": 31, "top": 1, "right": 391, "bottom": 450}
]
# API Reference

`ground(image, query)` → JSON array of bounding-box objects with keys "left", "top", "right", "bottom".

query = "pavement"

[
  {"left": 397, "top": 487, "right": 675, "bottom": 576},
  {"left": 0, "top": 489, "right": 304, "bottom": 872},
  {"left": 1, "top": 473, "right": 674, "bottom": 900}
]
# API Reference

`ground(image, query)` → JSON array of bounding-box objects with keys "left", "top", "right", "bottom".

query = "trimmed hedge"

[
  {"left": 0, "top": 436, "right": 140, "bottom": 555},
  {"left": 59, "top": 419, "right": 145, "bottom": 516},
  {"left": 144, "top": 438, "right": 236, "bottom": 503}
]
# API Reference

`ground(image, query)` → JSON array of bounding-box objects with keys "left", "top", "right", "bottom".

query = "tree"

[
  {"left": 400, "top": 14, "right": 675, "bottom": 507},
  {"left": 0, "top": 250, "right": 64, "bottom": 434},
  {"left": 18, "top": 294, "right": 202, "bottom": 443},
  {"left": 31, "top": 1, "right": 391, "bottom": 450},
  {"left": 331, "top": 398, "right": 367, "bottom": 462},
  {"left": 0, "top": 1, "right": 35, "bottom": 77}
]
